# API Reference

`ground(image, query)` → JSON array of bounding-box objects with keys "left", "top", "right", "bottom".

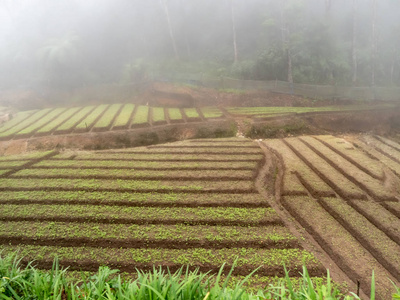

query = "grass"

[
  {"left": 131, "top": 106, "right": 149, "bottom": 125},
  {"left": 0, "top": 161, "right": 28, "bottom": 168},
  {"left": 0, "top": 252, "right": 358, "bottom": 300},
  {"left": 113, "top": 104, "right": 135, "bottom": 128},
  {"left": 93, "top": 104, "right": 123, "bottom": 130}
]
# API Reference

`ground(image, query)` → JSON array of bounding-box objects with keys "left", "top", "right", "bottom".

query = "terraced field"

[
  {"left": 263, "top": 135, "right": 400, "bottom": 299},
  {"left": 226, "top": 104, "right": 396, "bottom": 120},
  {"left": 0, "top": 105, "right": 226, "bottom": 141},
  {"left": 0, "top": 138, "right": 325, "bottom": 286}
]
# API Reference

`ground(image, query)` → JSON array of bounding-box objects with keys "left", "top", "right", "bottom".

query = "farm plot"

[
  {"left": 0, "top": 110, "right": 38, "bottom": 133},
  {"left": 151, "top": 107, "right": 167, "bottom": 125},
  {"left": 0, "top": 137, "right": 325, "bottom": 284},
  {"left": 183, "top": 107, "right": 201, "bottom": 121},
  {"left": 35, "top": 107, "right": 82, "bottom": 136},
  {"left": 167, "top": 108, "right": 184, "bottom": 123},
  {"left": 112, "top": 104, "right": 135, "bottom": 129},
  {"left": 54, "top": 105, "right": 96, "bottom": 134},
  {"left": 14, "top": 108, "right": 68, "bottom": 138},
  {"left": 0, "top": 108, "right": 53, "bottom": 140},
  {"left": 74, "top": 104, "right": 109, "bottom": 133},
  {"left": 131, "top": 105, "right": 149, "bottom": 127},
  {"left": 263, "top": 135, "right": 400, "bottom": 298},
  {"left": 92, "top": 104, "right": 123, "bottom": 132},
  {"left": 200, "top": 107, "right": 224, "bottom": 119}
]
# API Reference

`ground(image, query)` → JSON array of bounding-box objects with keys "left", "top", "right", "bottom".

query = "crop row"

[
  {"left": 226, "top": 105, "right": 394, "bottom": 116},
  {"left": 265, "top": 139, "right": 333, "bottom": 196},
  {"left": 356, "top": 139, "right": 400, "bottom": 177},
  {"left": 319, "top": 197, "right": 400, "bottom": 281},
  {"left": 15, "top": 108, "right": 68, "bottom": 137},
  {"left": 103, "top": 147, "right": 262, "bottom": 154},
  {"left": 54, "top": 106, "right": 95, "bottom": 133},
  {"left": 151, "top": 107, "right": 166, "bottom": 124},
  {"left": 0, "top": 110, "right": 37, "bottom": 133},
  {"left": 183, "top": 108, "right": 200, "bottom": 120},
  {"left": 0, "top": 178, "right": 256, "bottom": 192},
  {"left": 92, "top": 103, "right": 123, "bottom": 131},
  {"left": 0, "top": 245, "right": 320, "bottom": 271},
  {"left": 0, "top": 150, "right": 54, "bottom": 162},
  {"left": 0, "top": 221, "right": 295, "bottom": 244},
  {"left": 284, "top": 138, "right": 365, "bottom": 199},
  {"left": 0, "top": 205, "right": 277, "bottom": 224},
  {"left": 375, "top": 135, "right": 400, "bottom": 152},
  {"left": 74, "top": 104, "right": 109, "bottom": 132},
  {"left": 52, "top": 152, "right": 263, "bottom": 161},
  {"left": 201, "top": 107, "right": 224, "bottom": 118},
  {"left": 34, "top": 159, "right": 258, "bottom": 170},
  {"left": 0, "top": 161, "right": 29, "bottom": 169},
  {"left": 300, "top": 136, "right": 395, "bottom": 201},
  {"left": 315, "top": 136, "right": 384, "bottom": 179},
  {"left": 12, "top": 168, "right": 255, "bottom": 180},
  {"left": 281, "top": 196, "right": 393, "bottom": 298},
  {"left": 0, "top": 191, "right": 266, "bottom": 207},
  {"left": 0, "top": 108, "right": 53, "bottom": 138},
  {"left": 36, "top": 107, "right": 82, "bottom": 135},
  {"left": 362, "top": 136, "right": 400, "bottom": 164},
  {"left": 113, "top": 104, "right": 135, "bottom": 128}
]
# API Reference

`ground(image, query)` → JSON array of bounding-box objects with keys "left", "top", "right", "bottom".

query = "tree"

[
  {"left": 160, "top": 0, "right": 179, "bottom": 60},
  {"left": 229, "top": 0, "right": 238, "bottom": 63},
  {"left": 352, "top": 0, "right": 358, "bottom": 85}
]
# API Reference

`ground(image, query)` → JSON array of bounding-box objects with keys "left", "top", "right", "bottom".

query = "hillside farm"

[
  {"left": 263, "top": 135, "right": 400, "bottom": 299},
  {"left": 0, "top": 103, "right": 398, "bottom": 144},
  {"left": 0, "top": 134, "right": 399, "bottom": 298}
]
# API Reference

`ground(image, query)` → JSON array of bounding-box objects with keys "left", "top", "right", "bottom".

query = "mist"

[{"left": 1, "top": 0, "right": 400, "bottom": 91}]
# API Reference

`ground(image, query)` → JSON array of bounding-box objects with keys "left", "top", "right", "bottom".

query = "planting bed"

[
  {"left": 0, "top": 138, "right": 325, "bottom": 285},
  {"left": 263, "top": 135, "right": 400, "bottom": 299}
]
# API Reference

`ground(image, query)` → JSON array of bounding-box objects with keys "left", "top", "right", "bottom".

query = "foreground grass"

[{"left": 0, "top": 253, "right": 392, "bottom": 299}]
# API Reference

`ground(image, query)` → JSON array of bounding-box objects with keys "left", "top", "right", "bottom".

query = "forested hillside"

[{"left": 1, "top": 0, "right": 399, "bottom": 90}]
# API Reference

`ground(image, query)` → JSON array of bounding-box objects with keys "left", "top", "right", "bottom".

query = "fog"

[{"left": 0, "top": 0, "right": 400, "bottom": 90}]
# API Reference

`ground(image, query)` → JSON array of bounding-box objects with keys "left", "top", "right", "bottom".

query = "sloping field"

[
  {"left": 0, "top": 138, "right": 325, "bottom": 286},
  {"left": 263, "top": 135, "right": 400, "bottom": 299},
  {"left": 0, "top": 105, "right": 228, "bottom": 141},
  {"left": 227, "top": 104, "right": 396, "bottom": 119}
]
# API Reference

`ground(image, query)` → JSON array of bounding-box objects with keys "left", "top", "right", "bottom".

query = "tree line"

[{"left": 0, "top": 0, "right": 399, "bottom": 90}]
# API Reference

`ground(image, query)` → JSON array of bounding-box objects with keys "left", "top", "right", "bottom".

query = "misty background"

[{"left": 0, "top": 0, "right": 399, "bottom": 92}]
